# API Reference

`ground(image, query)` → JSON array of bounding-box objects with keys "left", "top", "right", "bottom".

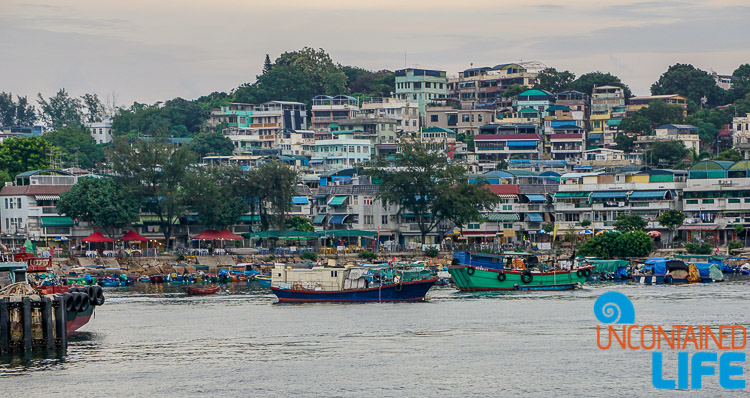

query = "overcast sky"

[{"left": 1, "top": 0, "right": 748, "bottom": 105}]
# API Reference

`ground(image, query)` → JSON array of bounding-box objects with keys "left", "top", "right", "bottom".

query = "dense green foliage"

[
  {"left": 187, "top": 166, "right": 247, "bottom": 230},
  {"left": 533, "top": 68, "right": 575, "bottom": 94},
  {"left": 241, "top": 161, "right": 298, "bottom": 231},
  {"left": 44, "top": 125, "right": 105, "bottom": 169},
  {"left": 683, "top": 242, "right": 714, "bottom": 255},
  {"left": 367, "top": 143, "right": 499, "bottom": 243},
  {"left": 0, "top": 92, "right": 37, "bottom": 127},
  {"left": 578, "top": 231, "right": 653, "bottom": 258},
  {"left": 651, "top": 63, "right": 725, "bottom": 108},
  {"left": 569, "top": 72, "right": 632, "bottom": 98},
  {"left": 656, "top": 210, "right": 686, "bottom": 240},
  {"left": 358, "top": 250, "right": 377, "bottom": 261},
  {"left": 614, "top": 214, "right": 647, "bottom": 232},
  {"left": 501, "top": 84, "right": 528, "bottom": 99},
  {"left": 645, "top": 141, "right": 689, "bottom": 168},
  {"left": 619, "top": 100, "right": 685, "bottom": 135},
  {"left": 187, "top": 131, "right": 234, "bottom": 157},
  {"left": 112, "top": 98, "right": 206, "bottom": 137},
  {"left": 342, "top": 66, "right": 395, "bottom": 97},
  {"left": 285, "top": 215, "right": 314, "bottom": 232},
  {"left": 57, "top": 177, "right": 140, "bottom": 237},
  {"left": 0, "top": 136, "right": 52, "bottom": 180},
  {"left": 36, "top": 89, "right": 83, "bottom": 128}
]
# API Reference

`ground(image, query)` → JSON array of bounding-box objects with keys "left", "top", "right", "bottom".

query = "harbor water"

[{"left": 3, "top": 280, "right": 750, "bottom": 397}]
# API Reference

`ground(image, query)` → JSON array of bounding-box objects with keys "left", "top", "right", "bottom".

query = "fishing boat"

[
  {"left": 448, "top": 251, "right": 592, "bottom": 291},
  {"left": 253, "top": 273, "right": 272, "bottom": 287},
  {"left": 270, "top": 264, "right": 437, "bottom": 303},
  {"left": 183, "top": 285, "right": 221, "bottom": 295}
]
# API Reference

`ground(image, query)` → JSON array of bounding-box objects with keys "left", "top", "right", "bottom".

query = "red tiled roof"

[
  {"left": 474, "top": 134, "right": 541, "bottom": 140},
  {"left": 549, "top": 133, "right": 583, "bottom": 140},
  {"left": 0, "top": 185, "right": 72, "bottom": 196},
  {"left": 484, "top": 184, "right": 521, "bottom": 195}
]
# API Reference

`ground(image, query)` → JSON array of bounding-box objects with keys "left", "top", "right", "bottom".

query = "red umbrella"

[
  {"left": 82, "top": 231, "right": 115, "bottom": 243},
  {"left": 192, "top": 230, "right": 222, "bottom": 240},
  {"left": 647, "top": 230, "right": 662, "bottom": 237},
  {"left": 216, "top": 229, "right": 242, "bottom": 240},
  {"left": 121, "top": 230, "right": 147, "bottom": 242}
]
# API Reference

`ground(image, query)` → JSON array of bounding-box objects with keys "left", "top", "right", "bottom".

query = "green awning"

[
  {"left": 554, "top": 192, "right": 590, "bottom": 198},
  {"left": 41, "top": 216, "right": 74, "bottom": 227},
  {"left": 240, "top": 215, "right": 261, "bottom": 222},
  {"left": 328, "top": 195, "right": 348, "bottom": 206},
  {"left": 585, "top": 259, "right": 630, "bottom": 273},
  {"left": 135, "top": 216, "right": 179, "bottom": 225},
  {"left": 485, "top": 213, "right": 519, "bottom": 222},
  {"left": 313, "top": 214, "right": 326, "bottom": 224},
  {"left": 243, "top": 230, "right": 280, "bottom": 239},
  {"left": 607, "top": 119, "right": 622, "bottom": 126}
]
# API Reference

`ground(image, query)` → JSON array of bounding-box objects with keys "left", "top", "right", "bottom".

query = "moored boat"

[
  {"left": 270, "top": 264, "right": 437, "bottom": 303},
  {"left": 448, "top": 251, "right": 592, "bottom": 291},
  {"left": 183, "top": 286, "right": 221, "bottom": 296}
]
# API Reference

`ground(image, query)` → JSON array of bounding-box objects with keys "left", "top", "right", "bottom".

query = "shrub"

[
  {"left": 728, "top": 240, "right": 743, "bottom": 251},
  {"left": 300, "top": 252, "right": 317, "bottom": 261},
  {"left": 683, "top": 242, "right": 713, "bottom": 255},
  {"left": 358, "top": 250, "right": 377, "bottom": 261},
  {"left": 424, "top": 247, "right": 439, "bottom": 258}
]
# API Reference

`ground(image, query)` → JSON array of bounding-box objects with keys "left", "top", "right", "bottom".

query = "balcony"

[{"left": 41, "top": 206, "right": 58, "bottom": 214}]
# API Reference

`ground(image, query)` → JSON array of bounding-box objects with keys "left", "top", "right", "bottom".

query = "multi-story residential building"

[
  {"left": 589, "top": 105, "right": 626, "bottom": 147},
  {"left": 277, "top": 130, "right": 315, "bottom": 157},
  {"left": 310, "top": 135, "right": 372, "bottom": 170},
  {"left": 549, "top": 133, "right": 585, "bottom": 161},
  {"left": 209, "top": 101, "right": 307, "bottom": 152},
  {"left": 447, "top": 62, "right": 545, "bottom": 107},
  {"left": 359, "top": 97, "right": 420, "bottom": 133},
  {"left": 555, "top": 91, "right": 589, "bottom": 120},
  {"left": 681, "top": 160, "right": 750, "bottom": 246},
  {"left": 335, "top": 118, "right": 398, "bottom": 146},
  {"left": 394, "top": 68, "right": 447, "bottom": 117},
  {"left": 0, "top": 170, "right": 92, "bottom": 247},
  {"left": 310, "top": 95, "right": 360, "bottom": 132},
  {"left": 474, "top": 129, "right": 543, "bottom": 171},
  {"left": 732, "top": 113, "right": 750, "bottom": 159},
  {"left": 579, "top": 148, "right": 643, "bottom": 169},
  {"left": 627, "top": 94, "right": 688, "bottom": 116},
  {"left": 514, "top": 89, "right": 556, "bottom": 119},
  {"left": 711, "top": 71, "right": 738, "bottom": 90},
  {"left": 591, "top": 86, "right": 626, "bottom": 114},
  {"left": 425, "top": 100, "right": 496, "bottom": 136},
  {"left": 85, "top": 119, "right": 113, "bottom": 144},
  {"left": 419, "top": 127, "right": 457, "bottom": 152},
  {"left": 634, "top": 124, "right": 700, "bottom": 154},
  {"left": 553, "top": 169, "right": 686, "bottom": 238}
]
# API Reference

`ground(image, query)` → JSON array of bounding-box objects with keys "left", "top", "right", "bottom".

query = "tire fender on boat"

[
  {"left": 521, "top": 271, "right": 533, "bottom": 284},
  {"left": 467, "top": 267, "right": 476, "bottom": 275},
  {"left": 63, "top": 292, "right": 75, "bottom": 312},
  {"left": 576, "top": 269, "right": 584, "bottom": 277},
  {"left": 583, "top": 269, "right": 592, "bottom": 278},
  {"left": 77, "top": 292, "right": 90, "bottom": 313},
  {"left": 87, "top": 286, "right": 97, "bottom": 305},
  {"left": 94, "top": 286, "right": 105, "bottom": 306},
  {"left": 496, "top": 273, "right": 506, "bottom": 282}
]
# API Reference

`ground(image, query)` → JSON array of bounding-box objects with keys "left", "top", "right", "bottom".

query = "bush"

[
  {"left": 358, "top": 250, "right": 377, "bottom": 261},
  {"left": 424, "top": 247, "right": 439, "bottom": 258},
  {"left": 728, "top": 240, "right": 743, "bottom": 251},
  {"left": 683, "top": 242, "right": 713, "bottom": 255},
  {"left": 264, "top": 255, "right": 276, "bottom": 262},
  {"left": 300, "top": 252, "right": 317, "bottom": 261},
  {"left": 578, "top": 230, "right": 653, "bottom": 258}
]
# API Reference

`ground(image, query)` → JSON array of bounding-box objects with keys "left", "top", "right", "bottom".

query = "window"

[
  {"left": 425, "top": 82, "right": 431, "bottom": 88},
  {"left": 382, "top": 215, "right": 388, "bottom": 224},
  {"left": 729, "top": 199, "right": 741, "bottom": 204},
  {"left": 502, "top": 205, "right": 512, "bottom": 211},
  {"left": 477, "top": 114, "right": 483, "bottom": 122},
  {"left": 364, "top": 215, "right": 374, "bottom": 225},
  {"left": 503, "top": 223, "right": 513, "bottom": 229},
  {"left": 363, "top": 197, "right": 373, "bottom": 206},
  {"left": 462, "top": 114, "right": 470, "bottom": 123},
  {"left": 353, "top": 196, "right": 358, "bottom": 205},
  {"left": 430, "top": 115, "right": 438, "bottom": 122},
  {"left": 16, "top": 198, "right": 21, "bottom": 209},
  {"left": 412, "top": 120, "right": 417, "bottom": 126},
  {"left": 4, "top": 198, "right": 7, "bottom": 209},
  {"left": 414, "top": 82, "right": 422, "bottom": 89},
  {"left": 468, "top": 223, "right": 481, "bottom": 229}
]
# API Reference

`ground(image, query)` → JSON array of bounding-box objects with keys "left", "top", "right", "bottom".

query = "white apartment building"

[{"left": 85, "top": 119, "right": 113, "bottom": 144}]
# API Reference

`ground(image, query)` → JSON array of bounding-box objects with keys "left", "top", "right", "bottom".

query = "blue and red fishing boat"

[{"left": 270, "top": 264, "right": 437, "bottom": 303}]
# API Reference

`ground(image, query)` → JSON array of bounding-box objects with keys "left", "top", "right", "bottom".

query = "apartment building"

[
  {"left": 85, "top": 119, "right": 113, "bottom": 144},
  {"left": 310, "top": 95, "right": 360, "bottom": 132},
  {"left": 425, "top": 100, "right": 496, "bottom": 136},
  {"left": 447, "top": 62, "right": 545, "bottom": 106},
  {"left": 627, "top": 94, "right": 688, "bottom": 116},
  {"left": 394, "top": 68, "right": 448, "bottom": 117},
  {"left": 359, "top": 97, "right": 420, "bottom": 133},
  {"left": 209, "top": 101, "right": 307, "bottom": 152}
]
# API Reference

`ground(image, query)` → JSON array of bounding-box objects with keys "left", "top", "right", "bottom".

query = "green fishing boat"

[{"left": 448, "top": 252, "right": 593, "bottom": 291}]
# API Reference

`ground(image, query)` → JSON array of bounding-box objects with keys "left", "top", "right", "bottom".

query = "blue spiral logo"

[{"left": 594, "top": 292, "right": 635, "bottom": 324}]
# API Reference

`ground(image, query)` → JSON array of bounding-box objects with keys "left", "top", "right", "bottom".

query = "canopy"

[
  {"left": 82, "top": 231, "right": 114, "bottom": 243},
  {"left": 217, "top": 229, "right": 242, "bottom": 240},
  {"left": 525, "top": 194, "right": 547, "bottom": 202},
  {"left": 328, "top": 195, "right": 348, "bottom": 206},
  {"left": 590, "top": 191, "right": 627, "bottom": 200},
  {"left": 579, "top": 229, "right": 592, "bottom": 235},
  {"left": 629, "top": 190, "right": 668, "bottom": 200},
  {"left": 526, "top": 213, "right": 543, "bottom": 222},
  {"left": 292, "top": 196, "right": 309, "bottom": 205},
  {"left": 313, "top": 214, "right": 326, "bottom": 224},
  {"left": 121, "top": 230, "right": 147, "bottom": 242},
  {"left": 193, "top": 229, "right": 242, "bottom": 240},
  {"left": 586, "top": 259, "right": 629, "bottom": 274},
  {"left": 328, "top": 215, "right": 349, "bottom": 225},
  {"left": 41, "top": 216, "right": 74, "bottom": 227},
  {"left": 647, "top": 230, "right": 662, "bottom": 237},
  {"left": 321, "top": 229, "right": 377, "bottom": 237}
]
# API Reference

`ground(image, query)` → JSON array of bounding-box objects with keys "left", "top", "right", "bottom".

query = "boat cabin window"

[{"left": 330, "top": 271, "right": 338, "bottom": 277}]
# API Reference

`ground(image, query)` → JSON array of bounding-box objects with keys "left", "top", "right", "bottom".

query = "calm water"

[{"left": 3, "top": 279, "right": 750, "bottom": 397}]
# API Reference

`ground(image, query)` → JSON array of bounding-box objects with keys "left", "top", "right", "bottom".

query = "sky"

[{"left": 1, "top": 0, "right": 748, "bottom": 106}]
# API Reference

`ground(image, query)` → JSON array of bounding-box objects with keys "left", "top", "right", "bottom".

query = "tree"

[
  {"left": 111, "top": 98, "right": 207, "bottom": 137},
  {"left": 715, "top": 149, "right": 743, "bottom": 162},
  {"left": 734, "top": 64, "right": 750, "bottom": 80},
  {"left": 0, "top": 136, "right": 52, "bottom": 178},
  {"left": 342, "top": 66, "right": 395, "bottom": 97},
  {"left": 657, "top": 210, "right": 685, "bottom": 242},
  {"left": 614, "top": 134, "right": 636, "bottom": 152},
  {"left": 534, "top": 68, "right": 575, "bottom": 94},
  {"left": 37, "top": 89, "right": 83, "bottom": 128},
  {"left": 367, "top": 143, "right": 499, "bottom": 243},
  {"left": 187, "top": 132, "right": 234, "bottom": 158},
  {"left": 615, "top": 231, "right": 653, "bottom": 257},
  {"left": 578, "top": 231, "right": 621, "bottom": 258},
  {"left": 620, "top": 100, "right": 685, "bottom": 135},
  {"left": 615, "top": 214, "right": 646, "bottom": 232},
  {"left": 0, "top": 92, "right": 37, "bottom": 128},
  {"left": 263, "top": 54, "right": 272, "bottom": 74},
  {"left": 44, "top": 125, "right": 104, "bottom": 169},
  {"left": 81, "top": 93, "right": 106, "bottom": 123},
  {"left": 502, "top": 84, "right": 528, "bottom": 99},
  {"left": 569, "top": 72, "right": 632, "bottom": 98},
  {"left": 646, "top": 141, "right": 689, "bottom": 168},
  {"left": 285, "top": 215, "right": 314, "bottom": 232},
  {"left": 109, "top": 137, "right": 196, "bottom": 247},
  {"left": 187, "top": 166, "right": 246, "bottom": 230},
  {"left": 651, "top": 63, "right": 725, "bottom": 107},
  {"left": 239, "top": 161, "right": 298, "bottom": 231},
  {"left": 57, "top": 177, "right": 140, "bottom": 238},
  {"left": 579, "top": 219, "right": 592, "bottom": 229},
  {"left": 734, "top": 224, "right": 747, "bottom": 247}
]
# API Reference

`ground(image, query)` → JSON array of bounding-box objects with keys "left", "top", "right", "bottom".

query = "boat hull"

[
  {"left": 271, "top": 278, "right": 438, "bottom": 303},
  {"left": 448, "top": 266, "right": 591, "bottom": 291},
  {"left": 183, "top": 286, "right": 220, "bottom": 296},
  {"left": 66, "top": 306, "right": 94, "bottom": 333}
]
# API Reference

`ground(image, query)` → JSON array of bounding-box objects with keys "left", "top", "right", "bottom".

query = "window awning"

[
  {"left": 588, "top": 133, "right": 602, "bottom": 140},
  {"left": 41, "top": 216, "right": 73, "bottom": 227},
  {"left": 526, "top": 213, "right": 543, "bottom": 222},
  {"left": 590, "top": 191, "right": 628, "bottom": 199},
  {"left": 328, "top": 195, "right": 348, "bottom": 206},
  {"left": 629, "top": 190, "right": 668, "bottom": 200},
  {"left": 677, "top": 224, "right": 718, "bottom": 231},
  {"left": 240, "top": 215, "right": 261, "bottom": 222},
  {"left": 328, "top": 214, "right": 349, "bottom": 225},
  {"left": 555, "top": 192, "right": 589, "bottom": 198},
  {"left": 313, "top": 214, "right": 326, "bottom": 224},
  {"left": 35, "top": 195, "right": 60, "bottom": 201},
  {"left": 292, "top": 196, "right": 309, "bottom": 205},
  {"left": 497, "top": 194, "right": 517, "bottom": 199},
  {"left": 607, "top": 119, "right": 622, "bottom": 126},
  {"left": 507, "top": 140, "right": 538, "bottom": 147},
  {"left": 485, "top": 213, "right": 519, "bottom": 222},
  {"left": 525, "top": 194, "right": 547, "bottom": 202}
]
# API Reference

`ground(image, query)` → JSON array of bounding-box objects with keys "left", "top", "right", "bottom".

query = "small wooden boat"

[{"left": 183, "top": 286, "right": 221, "bottom": 296}]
